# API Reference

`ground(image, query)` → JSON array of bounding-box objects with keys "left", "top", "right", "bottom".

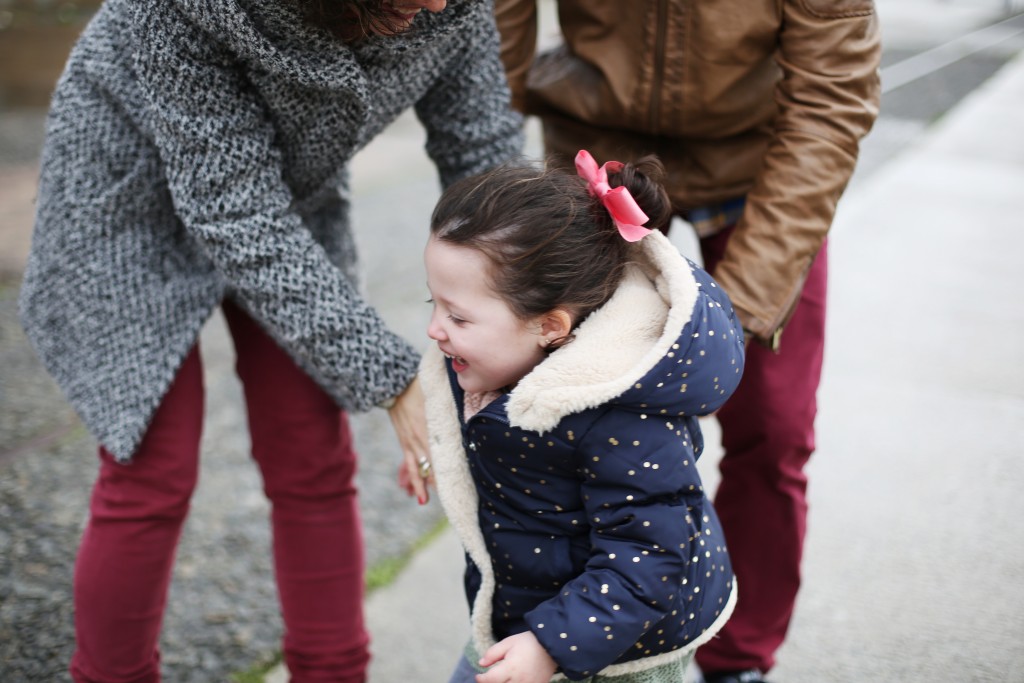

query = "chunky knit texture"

[{"left": 18, "top": 0, "right": 523, "bottom": 461}]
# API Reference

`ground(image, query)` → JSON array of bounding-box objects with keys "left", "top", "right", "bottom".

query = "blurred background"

[
  {"left": 0, "top": 0, "right": 102, "bottom": 107},
  {"left": 2, "top": 1, "right": 1024, "bottom": 681}
]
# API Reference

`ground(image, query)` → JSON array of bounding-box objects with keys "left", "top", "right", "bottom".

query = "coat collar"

[{"left": 507, "top": 230, "right": 699, "bottom": 432}]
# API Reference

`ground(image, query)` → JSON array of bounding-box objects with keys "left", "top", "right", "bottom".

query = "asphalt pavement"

[{"left": 1, "top": 1, "right": 1023, "bottom": 682}]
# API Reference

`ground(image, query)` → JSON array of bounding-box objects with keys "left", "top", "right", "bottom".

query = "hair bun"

[{"left": 607, "top": 155, "right": 672, "bottom": 234}]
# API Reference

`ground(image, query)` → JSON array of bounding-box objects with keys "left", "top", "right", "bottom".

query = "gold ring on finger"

[{"left": 417, "top": 457, "right": 432, "bottom": 480}]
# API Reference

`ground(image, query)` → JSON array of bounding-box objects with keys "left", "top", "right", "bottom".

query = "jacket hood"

[{"left": 506, "top": 229, "right": 708, "bottom": 433}]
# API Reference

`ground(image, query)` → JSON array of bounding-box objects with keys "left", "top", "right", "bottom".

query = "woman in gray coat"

[{"left": 17, "top": 0, "right": 522, "bottom": 680}]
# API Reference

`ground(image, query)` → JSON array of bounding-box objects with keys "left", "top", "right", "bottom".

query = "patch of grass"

[
  {"left": 230, "top": 652, "right": 282, "bottom": 683},
  {"left": 230, "top": 517, "right": 450, "bottom": 682},
  {"left": 366, "top": 517, "right": 448, "bottom": 592},
  {"left": 231, "top": 672, "right": 263, "bottom": 683},
  {"left": 0, "top": 277, "right": 19, "bottom": 298}
]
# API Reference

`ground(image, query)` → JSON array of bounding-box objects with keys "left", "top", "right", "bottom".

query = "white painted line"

[{"left": 880, "top": 15, "right": 1024, "bottom": 93}]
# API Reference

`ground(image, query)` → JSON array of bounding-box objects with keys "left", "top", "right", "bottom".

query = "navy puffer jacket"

[{"left": 421, "top": 231, "right": 745, "bottom": 680}]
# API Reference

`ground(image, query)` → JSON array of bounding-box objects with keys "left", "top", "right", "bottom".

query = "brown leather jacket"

[{"left": 495, "top": 0, "right": 881, "bottom": 346}]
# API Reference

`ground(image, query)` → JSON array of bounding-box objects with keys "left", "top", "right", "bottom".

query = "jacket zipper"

[
  {"left": 764, "top": 263, "right": 811, "bottom": 352},
  {"left": 466, "top": 410, "right": 510, "bottom": 429},
  {"left": 460, "top": 401, "right": 511, "bottom": 438},
  {"left": 650, "top": 0, "right": 669, "bottom": 132}
]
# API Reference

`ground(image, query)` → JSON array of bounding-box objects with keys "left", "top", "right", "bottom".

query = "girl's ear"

[{"left": 538, "top": 308, "right": 574, "bottom": 347}]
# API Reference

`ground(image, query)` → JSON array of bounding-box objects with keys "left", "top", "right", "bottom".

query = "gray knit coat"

[{"left": 17, "top": 0, "right": 523, "bottom": 461}]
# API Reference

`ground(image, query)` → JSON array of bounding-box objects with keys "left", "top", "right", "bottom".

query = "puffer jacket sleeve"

[
  {"left": 522, "top": 261, "right": 744, "bottom": 680},
  {"left": 523, "top": 409, "right": 704, "bottom": 680},
  {"left": 674, "top": 262, "right": 747, "bottom": 417},
  {"left": 127, "top": 1, "right": 420, "bottom": 410},
  {"left": 415, "top": 0, "right": 524, "bottom": 187},
  {"left": 712, "top": 0, "right": 881, "bottom": 346}
]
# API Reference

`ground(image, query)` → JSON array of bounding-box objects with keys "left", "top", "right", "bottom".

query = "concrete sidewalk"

[{"left": 265, "top": 48, "right": 1024, "bottom": 683}]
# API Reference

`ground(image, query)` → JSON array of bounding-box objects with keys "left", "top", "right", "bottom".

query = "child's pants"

[
  {"left": 447, "top": 648, "right": 693, "bottom": 682},
  {"left": 695, "top": 228, "right": 828, "bottom": 675},
  {"left": 69, "top": 300, "right": 369, "bottom": 683}
]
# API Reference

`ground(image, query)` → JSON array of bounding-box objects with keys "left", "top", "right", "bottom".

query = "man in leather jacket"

[{"left": 494, "top": 1, "right": 881, "bottom": 681}]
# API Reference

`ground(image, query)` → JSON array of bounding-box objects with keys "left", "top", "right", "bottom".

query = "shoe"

[{"left": 700, "top": 669, "right": 768, "bottom": 683}]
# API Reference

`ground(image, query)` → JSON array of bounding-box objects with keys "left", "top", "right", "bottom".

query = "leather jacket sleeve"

[
  {"left": 494, "top": 0, "right": 538, "bottom": 113},
  {"left": 714, "top": 0, "right": 881, "bottom": 346}
]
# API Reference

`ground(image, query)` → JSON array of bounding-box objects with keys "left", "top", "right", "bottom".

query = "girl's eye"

[{"left": 426, "top": 297, "right": 466, "bottom": 325}]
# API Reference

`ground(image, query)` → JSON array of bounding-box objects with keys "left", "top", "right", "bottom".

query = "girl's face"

[{"left": 425, "top": 236, "right": 548, "bottom": 394}]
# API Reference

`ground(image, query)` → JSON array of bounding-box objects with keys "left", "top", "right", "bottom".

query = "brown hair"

[
  {"left": 430, "top": 155, "right": 671, "bottom": 343},
  {"left": 295, "top": 0, "right": 414, "bottom": 41}
]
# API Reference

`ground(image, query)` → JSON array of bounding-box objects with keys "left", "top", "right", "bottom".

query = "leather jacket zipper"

[
  {"left": 764, "top": 264, "right": 811, "bottom": 352},
  {"left": 650, "top": 0, "right": 669, "bottom": 132}
]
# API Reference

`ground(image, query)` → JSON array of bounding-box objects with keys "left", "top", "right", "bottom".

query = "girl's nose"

[
  {"left": 426, "top": 313, "right": 446, "bottom": 342},
  {"left": 421, "top": 0, "right": 447, "bottom": 13}
]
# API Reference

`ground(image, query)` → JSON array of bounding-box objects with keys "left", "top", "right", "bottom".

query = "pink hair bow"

[{"left": 575, "top": 149, "right": 652, "bottom": 242}]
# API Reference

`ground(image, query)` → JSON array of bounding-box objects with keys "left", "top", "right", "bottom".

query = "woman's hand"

[
  {"left": 387, "top": 376, "right": 433, "bottom": 504},
  {"left": 476, "top": 631, "right": 557, "bottom": 683}
]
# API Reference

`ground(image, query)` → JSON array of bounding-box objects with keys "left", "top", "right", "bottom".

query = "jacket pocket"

[{"left": 492, "top": 530, "right": 577, "bottom": 588}]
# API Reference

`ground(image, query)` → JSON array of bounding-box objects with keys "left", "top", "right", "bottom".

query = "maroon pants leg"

[
  {"left": 70, "top": 347, "right": 204, "bottom": 683},
  {"left": 696, "top": 232, "right": 828, "bottom": 675},
  {"left": 223, "top": 302, "right": 370, "bottom": 683}
]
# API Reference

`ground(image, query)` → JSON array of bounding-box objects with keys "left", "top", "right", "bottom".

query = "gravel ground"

[
  {"left": 0, "top": 280, "right": 446, "bottom": 683},
  {"left": 0, "top": 111, "right": 445, "bottom": 682}
]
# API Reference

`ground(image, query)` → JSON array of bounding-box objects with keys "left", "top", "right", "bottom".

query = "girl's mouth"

[{"left": 444, "top": 352, "right": 468, "bottom": 373}]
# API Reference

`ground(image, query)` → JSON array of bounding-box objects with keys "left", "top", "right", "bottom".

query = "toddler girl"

[{"left": 420, "top": 151, "right": 745, "bottom": 683}]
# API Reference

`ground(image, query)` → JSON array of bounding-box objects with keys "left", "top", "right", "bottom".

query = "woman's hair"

[
  {"left": 295, "top": 0, "right": 413, "bottom": 40},
  {"left": 430, "top": 155, "right": 672, "bottom": 341}
]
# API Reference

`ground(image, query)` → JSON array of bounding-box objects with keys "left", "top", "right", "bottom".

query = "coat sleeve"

[
  {"left": 522, "top": 411, "right": 704, "bottom": 680},
  {"left": 128, "top": 1, "right": 419, "bottom": 410},
  {"left": 493, "top": 0, "right": 538, "bottom": 112},
  {"left": 414, "top": 0, "right": 524, "bottom": 187},
  {"left": 711, "top": 0, "right": 881, "bottom": 346}
]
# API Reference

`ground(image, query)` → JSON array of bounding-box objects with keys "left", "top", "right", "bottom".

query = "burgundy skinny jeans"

[
  {"left": 70, "top": 301, "right": 369, "bottom": 683},
  {"left": 695, "top": 229, "right": 828, "bottom": 675}
]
